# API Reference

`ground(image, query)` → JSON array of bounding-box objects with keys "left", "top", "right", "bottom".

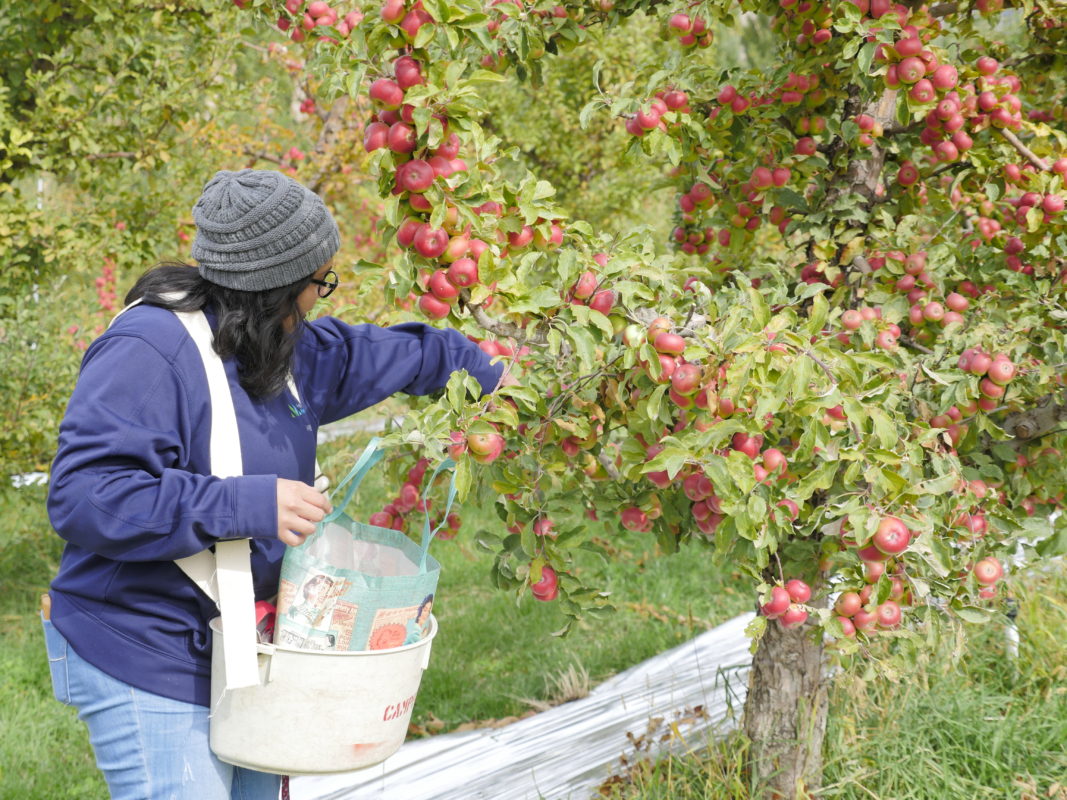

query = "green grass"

[
  {"left": 0, "top": 484, "right": 106, "bottom": 799},
  {"left": 418, "top": 527, "right": 750, "bottom": 730},
  {"left": 598, "top": 561, "right": 1067, "bottom": 800},
  {"left": 5, "top": 443, "right": 1067, "bottom": 800}
]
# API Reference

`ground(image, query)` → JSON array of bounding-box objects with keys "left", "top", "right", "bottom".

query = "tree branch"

[
  {"left": 459, "top": 290, "right": 549, "bottom": 345},
  {"left": 898, "top": 334, "right": 934, "bottom": 355},
  {"left": 597, "top": 448, "right": 622, "bottom": 481},
  {"left": 851, "top": 255, "right": 873, "bottom": 275},
  {"left": 242, "top": 148, "right": 285, "bottom": 166},
  {"left": 929, "top": 2, "right": 959, "bottom": 17},
  {"left": 307, "top": 95, "right": 350, "bottom": 194},
  {"left": 86, "top": 151, "right": 137, "bottom": 160},
  {"left": 998, "top": 128, "right": 1050, "bottom": 171},
  {"left": 1002, "top": 394, "right": 1067, "bottom": 440}
]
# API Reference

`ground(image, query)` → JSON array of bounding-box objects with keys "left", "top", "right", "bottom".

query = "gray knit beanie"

[{"left": 191, "top": 169, "right": 341, "bottom": 291}]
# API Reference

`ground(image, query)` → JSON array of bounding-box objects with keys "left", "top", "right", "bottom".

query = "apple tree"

[
  {"left": 225, "top": 0, "right": 1067, "bottom": 792},
  {"left": 20, "top": 0, "right": 1065, "bottom": 792}
]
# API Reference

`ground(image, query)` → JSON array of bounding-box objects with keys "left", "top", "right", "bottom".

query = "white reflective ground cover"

[{"left": 292, "top": 612, "right": 755, "bottom": 800}]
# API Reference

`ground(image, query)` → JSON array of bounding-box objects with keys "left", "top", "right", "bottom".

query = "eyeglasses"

[{"left": 309, "top": 270, "right": 339, "bottom": 298}]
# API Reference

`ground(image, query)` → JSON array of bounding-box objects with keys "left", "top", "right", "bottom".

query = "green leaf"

[
  {"left": 453, "top": 457, "right": 473, "bottom": 501},
  {"left": 919, "top": 471, "right": 958, "bottom": 496},
  {"left": 467, "top": 69, "right": 507, "bottom": 84},
  {"left": 744, "top": 615, "right": 767, "bottom": 653},
  {"left": 746, "top": 285, "right": 770, "bottom": 328},
  {"left": 806, "top": 293, "right": 829, "bottom": 336},
  {"left": 794, "top": 460, "right": 837, "bottom": 500},
  {"left": 413, "top": 22, "right": 436, "bottom": 48},
  {"left": 647, "top": 383, "right": 667, "bottom": 422},
  {"left": 472, "top": 529, "right": 501, "bottom": 553},
  {"left": 858, "top": 41, "right": 877, "bottom": 74},
  {"left": 567, "top": 326, "right": 597, "bottom": 372},
  {"left": 446, "top": 373, "right": 466, "bottom": 413},
  {"left": 868, "top": 407, "right": 897, "bottom": 450},
  {"left": 644, "top": 446, "right": 689, "bottom": 479},
  {"left": 579, "top": 98, "right": 602, "bottom": 130},
  {"left": 953, "top": 605, "right": 995, "bottom": 624},
  {"left": 421, "top": 0, "right": 449, "bottom": 22}
]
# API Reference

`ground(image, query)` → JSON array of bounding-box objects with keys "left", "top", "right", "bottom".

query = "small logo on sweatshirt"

[{"left": 288, "top": 402, "right": 307, "bottom": 418}]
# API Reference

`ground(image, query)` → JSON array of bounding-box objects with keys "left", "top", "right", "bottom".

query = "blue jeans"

[{"left": 43, "top": 617, "right": 280, "bottom": 800}]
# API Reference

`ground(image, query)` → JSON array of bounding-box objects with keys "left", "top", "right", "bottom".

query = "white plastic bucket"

[{"left": 208, "top": 615, "right": 438, "bottom": 775}]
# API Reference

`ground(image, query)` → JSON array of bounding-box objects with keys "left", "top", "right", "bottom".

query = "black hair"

[{"left": 124, "top": 262, "right": 313, "bottom": 399}]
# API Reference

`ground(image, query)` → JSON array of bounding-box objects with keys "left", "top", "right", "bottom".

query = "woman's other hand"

[{"left": 276, "top": 479, "right": 332, "bottom": 546}]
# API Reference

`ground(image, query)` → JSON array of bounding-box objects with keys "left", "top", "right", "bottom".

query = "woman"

[{"left": 43, "top": 168, "right": 506, "bottom": 799}]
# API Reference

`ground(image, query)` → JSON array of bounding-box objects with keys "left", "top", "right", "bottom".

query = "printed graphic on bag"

[
  {"left": 368, "top": 594, "right": 434, "bottom": 650},
  {"left": 276, "top": 571, "right": 357, "bottom": 651}
]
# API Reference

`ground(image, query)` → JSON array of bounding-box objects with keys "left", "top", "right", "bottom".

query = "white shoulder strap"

[{"left": 172, "top": 309, "right": 259, "bottom": 690}]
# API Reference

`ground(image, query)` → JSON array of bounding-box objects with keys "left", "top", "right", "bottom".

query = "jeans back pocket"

[{"left": 42, "top": 617, "right": 73, "bottom": 706}]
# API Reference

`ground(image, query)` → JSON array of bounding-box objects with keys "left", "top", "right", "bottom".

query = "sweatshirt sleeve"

[
  {"left": 296, "top": 319, "right": 505, "bottom": 425},
  {"left": 47, "top": 333, "right": 278, "bottom": 562}
]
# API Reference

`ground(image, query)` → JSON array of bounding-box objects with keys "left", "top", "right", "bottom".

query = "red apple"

[
  {"left": 369, "top": 78, "right": 404, "bottom": 109},
  {"left": 396, "top": 217, "right": 422, "bottom": 249},
  {"left": 393, "top": 55, "right": 424, "bottom": 89},
  {"left": 762, "top": 448, "right": 787, "bottom": 475},
  {"left": 653, "top": 332, "right": 686, "bottom": 355},
  {"left": 776, "top": 498, "right": 799, "bottom": 521},
  {"left": 533, "top": 517, "right": 555, "bottom": 538},
  {"left": 973, "top": 557, "right": 1003, "bottom": 585},
  {"left": 987, "top": 358, "right": 1015, "bottom": 385},
  {"left": 571, "top": 270, "right": 598, "bottom": 300},
  {"left": 467, "top": 431, "right": 505, "bottom": 464},
  {"left": 835, "top": 591, "right": 862, "bottom": 617},
  {"left": 396, "top": 159, "right": 435, "bottom": 193},
  {"left": 417, "top": 293, "right": 450, "bottom": 320},
  {"left": 671, "top": 363, "right": 702, "bottom": 395},
  {"left": 363, "top": 121, "right": 390, "bottom": 152},
  {"left": 761, "top": 585, "right": 791, "bottom": 618},
  {"left": 380, "top": 0, "right": 405, "bottom": 22},
  {"left": 387, "top": 122, "right": 417, "bottom": 153},
  {"left": 530, "top": 564, "right": 558, "bottom": 601},
  {"left": 731, "top": 432, "right": 762, "bottom": 460},
  {"left": 446, "top": 258, "right": 479, "bottom": 288},
  {"left": 413, "top": 224, "right": 449, "bottom": 259},
  {"left": 508, "top": 225, "right": 534, "bottom": 250},
  {"left": 427, "top": 269, "right": 458, "bottom": 302},
  {"left": 873, "top": 516, "right": 911, "bottom": 556},
  {"left": 853, "top": 608, "right": 877, "bottom": 631},
  {"left": 876, "top": 600, "right": 902, "bottom": 628},
  {"left": 621, "top": 506, "right": 649, "bottom": 531},
  {"left": 588, "top": 290, "right": 615, "bottom": 315},
  {"left": 780, "top": 605, "right": 808, "bottom": 629},
  {"left": 785, "top": 579, "right": 811, "bottom": 604}
]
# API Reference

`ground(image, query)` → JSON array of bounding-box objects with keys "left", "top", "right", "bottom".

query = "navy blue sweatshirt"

[{"left": 47, "top": 303, "right": 502, "bottom": 706}]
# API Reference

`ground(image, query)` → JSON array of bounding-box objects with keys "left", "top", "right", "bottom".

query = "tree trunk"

[{"left": 742, "top": 619, "right": 828, "bottom": 798}]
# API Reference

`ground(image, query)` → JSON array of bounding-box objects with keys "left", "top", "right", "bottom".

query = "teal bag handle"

[
  {"left": 418, "top": 458, "right": 458, "bottom": 569},
  {"left": 321, "top": 437, "right": 459, "bottom": 570},
  {"left": 323, "top": 437, "right": 385, "bottom": 524}
]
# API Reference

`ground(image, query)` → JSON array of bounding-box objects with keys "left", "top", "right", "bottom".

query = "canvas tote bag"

[{"left": 274, "top": 438, "right": 457, "bottom": 652}]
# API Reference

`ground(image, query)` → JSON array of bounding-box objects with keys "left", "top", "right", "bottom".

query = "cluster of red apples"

[
  {"left": 665, "top": 12, "right": 712, "bottom": 48},
  {"left": 248, "top": 0, "right": 364, "bottom": 42},
  {"left": 367, "top": 457, "right": 463, "bottom": 538},
  {"left": 815, "top": 517, "right": 915, "bottom": 636},
  {"left": 760, "top": 579, "right": 813, "bottom": 629}
]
